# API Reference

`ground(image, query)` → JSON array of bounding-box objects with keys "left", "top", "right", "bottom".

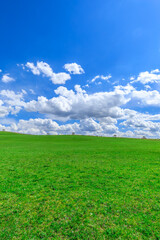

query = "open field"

[{"left": 0, "top": 132, "right": 160, "bottom": 239}]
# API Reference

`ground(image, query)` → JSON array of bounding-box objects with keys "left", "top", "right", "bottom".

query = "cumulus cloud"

[
  {"left": 91, "top": 74, "right": 112, "bottom": 83},
  {"left": 0, "top": 105, "right": 11, "bottom": 118},
  {"left": 6, "top": 117, "right": 155, "bottom": 137},
  {"left": 120, "top": 118, "right": 160, "bottom": 138},
  {"left": 151, "top": 69, "right": 160, "bottom": 74},
  {"left": 0, "top": 89, "right": 27, "bottom": 117},
  {"left": 25, "top": 61, "right": 71, "bottom": 84},
  {"left": 2, "top": 111, "right": 160, "bottom": 138},
  {"left": 2, "top": 74, "right": 15, "bottom": 83},
  {"left": 0, "top": 89, "right": 26, "bottom": 107},
  {"left": 25, "top": 85, "right": 129, "bottom": 121},
  {"left": 114, "top": 84, "right": 160, "bottom": 107},
  {"left": 64, "top": 63, "right": 84, "bottom": 74},
  {"left": 98, "top": 117, "right": 117, "bottom": 124},
  {"left": 114, "top": 84, "right": 135, "bottom": 94},
  {"left": 131, "top": 69, "right": 160, "bottom": 84},
  {"left": 25, "top": 62, "right": 41, "bottom": 75},
  {"left": 2, "top": 62, "right": 160, "bottom": 138},
  {"left": 80, "top": 118, "right": 102, "bottom": 132},
  {"left": 20, "top": 83, "right": 160, "bottom": 138},
  {"left": 132, "top": 90, "right": 160, "bottom": 106},
  {"left": 24, "top": 83, "right": 160, "bottom": 122},
  {"left": 2, "top": 117, "right": 118, "bottom": 136}
]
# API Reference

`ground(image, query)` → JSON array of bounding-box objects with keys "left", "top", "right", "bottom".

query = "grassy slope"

[{"left": 0, "top": 132, "right": 160, "bottom": 239}]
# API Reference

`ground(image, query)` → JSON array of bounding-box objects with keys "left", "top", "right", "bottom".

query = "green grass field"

[{"left": 0, "top": 132, "right": 160, "bottom": 239}]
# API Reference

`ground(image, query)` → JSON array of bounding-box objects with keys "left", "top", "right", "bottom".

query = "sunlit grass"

[{"left": 0, "top": 132, "right": 160, "bottom": 239}]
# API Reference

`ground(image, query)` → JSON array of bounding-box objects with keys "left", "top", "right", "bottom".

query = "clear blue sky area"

[{"left": 0, "top": 0, "right": 160, "bottom": 137}]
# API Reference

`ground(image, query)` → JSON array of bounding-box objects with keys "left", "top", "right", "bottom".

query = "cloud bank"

[{"left": 1, "top": 61, "right": 160, "bottom": 138}]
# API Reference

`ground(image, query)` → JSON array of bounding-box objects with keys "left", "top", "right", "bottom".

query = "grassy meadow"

[{"left": 0, "top": 132, "right": 160, "bottom": 239}]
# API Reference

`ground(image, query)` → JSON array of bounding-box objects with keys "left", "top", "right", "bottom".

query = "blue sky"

[{"left": 1, "top": 0, "right": 160, "bottom": 137}]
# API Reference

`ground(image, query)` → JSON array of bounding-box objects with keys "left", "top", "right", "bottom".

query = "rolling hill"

[{"left": 0, "top": 132, "right": 159, "bottom": 239}]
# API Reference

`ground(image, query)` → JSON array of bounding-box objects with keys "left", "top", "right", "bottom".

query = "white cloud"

[
  {"left": 151, "top": 69, "right": 160, "bottom": 74},
  {"left": 0, "top": 90, "right": 25, "bottom": 107},
  {"left": 2, "top": 117, "right": 118, "bottom": 136},
  {"left": 132, "top": 69, "right": 160, "bottom": 84},
  {"left": 114, "top": 84, "right": 135, "bottom": 94},
  {"left": 91, "top": 74, "right": 112, "bottom": 83},
  {"left": 0, "top": 89, "right": 27, "bottom": 117},
  {"left": 26, "top": 62, "right": 41, "bottom": 75},
  {"left": 121, "top": 118, "right": 160, "bottom": 134},
  {"left": 80, "top": 118, "right": 102, "bottom": 133},
  {"left": 74, "top": 84, "right": 86, "bottom": 94},
  {"left": 2, "top": 74, "right": 15, "bottom": 83},
  {"left": 17, "top": 63, "right": 26, "bottom": 70},
  {"left": 0, "top": 106, "right": 11, "bottom": 118},
  {"left": 64, "top": 63, "right": 84, "bottom": 74},
  {"left": 98, "top": 117, "right": 117, "bottom": 124},
  {"left": 29, "top": 89, "right": 35, "bottom": 94},
  {"left": 0, "top": 69, "right": 2, "bottom": 73},
  {"left": 145, "top": 85, "right": 151, "bottom": 89},
  {"left": 26, "top": 61, "right": 71, "bottom": 84},
  {"left": 2, "top": 62, "right": 160, "bottom": 138},
  {"left": 97, "top": 82, "right": 102, "bottom": 85},
  {"left": 25, "top": 85, "right": 129, "bottom": 121},
  {"left": 131, "top": 90, "right": 160, "bottom": 106},
  {"left": 22, "top": 89, "right": 27, "bottom": 95},
  {"left": 2, "top": 111, "right": 160, "bottom": 137},
  {"left": 113, "top": 84, "right": 160, "bottom": 107}
]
